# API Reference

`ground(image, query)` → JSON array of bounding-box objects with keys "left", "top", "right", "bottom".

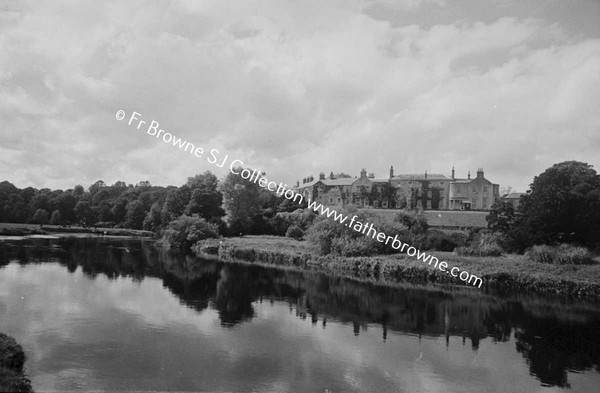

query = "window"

[
  {"left": 483, "top": 197, "right": 488, "bottom": 209},
  {"left": 426, "top": 201, "right": 431, "bottom": 209},
  {"left": 472, "top": 186, "right": 476, "bottom": 192},
  {"left": 472, "top": 198, "right": 477, "bottom": 209},
  {"left": 337, "top": 197, "right": 341, "bottom": 204},
  {"left": 382, "top": 200, "right": 388, "bottom": 208},
  {"left": 483, "top": 186, "right": 488, "bottom": 193},
  {"left": 329, "top": 197, "right": 333, "bottom": 204}
]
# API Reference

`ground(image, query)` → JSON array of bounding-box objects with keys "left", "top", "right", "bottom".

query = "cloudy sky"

[{"left": 1, "top": 0, "right": 599, "bottom": 192}]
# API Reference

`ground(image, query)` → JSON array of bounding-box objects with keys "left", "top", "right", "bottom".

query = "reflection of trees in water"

[{"left": 1, "top": 237, "right": 600, "bottom": 387}]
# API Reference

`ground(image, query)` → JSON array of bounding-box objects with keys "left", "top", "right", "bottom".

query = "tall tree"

[
  {"left": 518, "top": 161, "right": 600, "bottom": 246},
  {"left": 220, "top": 167, "right": 261, "bottom": 235},
  {"left": 184, "top": 171, "right": 224, "bottom": 223}
]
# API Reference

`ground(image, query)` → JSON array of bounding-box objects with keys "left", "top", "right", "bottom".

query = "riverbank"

[
  {"left": 196, "top": 236, "right": 600, "bottom": 297},
  {"left": 0, "top": 223, "right": 153, "bottom": 238},
  {"left": 0, "top": 333, "right": 33, "bottom": 392}
]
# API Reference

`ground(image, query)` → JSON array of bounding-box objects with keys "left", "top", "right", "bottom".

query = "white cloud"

[{"left": 0, "top": 0, "right": 598, "bottom": 191}]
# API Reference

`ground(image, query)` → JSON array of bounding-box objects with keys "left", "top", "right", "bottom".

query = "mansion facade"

[{"left": 294, "top": 166, "right": 500, "bottom": 211}]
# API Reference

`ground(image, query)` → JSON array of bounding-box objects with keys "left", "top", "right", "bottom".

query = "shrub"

[
  {"left": 395, "top": 210, "right": 428, "bottom": 234},
  {"left": 286, "top": 225, "right": 304, "bottom": 240},
  {"left": 526, "top": 244, "right": 594, "bottom": 265},
  {"left": 0, "top": 333, "right": 32, "bottom": 393},
  {"left": 415, "top": 230, "right": 468, "bottom": 252},
  {"left": 306, "top": 228, "right": 334, "bottom": 255},
  {"left": 455, "top": 232, "right": 504, "bottom": 256},
  {"left": 271, "top": 209, "right": 317, "bottom": 235},
  {"left": 159, "top": 215, "right": 219, "bottom": 253},
  {"left": 330, "top": 235, "right": 378, "bottom": 257}
]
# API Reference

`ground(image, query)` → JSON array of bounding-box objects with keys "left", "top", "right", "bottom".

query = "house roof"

[
  {"left": 322, "top": 178, "right": 356, "bottom": 186},
  {"left": 506, "top": 192, "right": 525, "bottom": 199},
  {"left": 392, "top": 173, "right": 448, "bottom": 180},
  {"left": 370, "top": 178, "right": 390, "bottom": 183},
  {"left": 296, "top": 179, "right": 321, "bottom": 189}
]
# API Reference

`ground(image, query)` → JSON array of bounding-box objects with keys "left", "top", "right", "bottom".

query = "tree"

[
  {"left": 517, "top": 161, "right": 600, "bottom": 247},
  {"left": 159, "top": 215, "right": 219, "bottom": 252},
  {"left": 143, "top": 202, "right": 163, "bottom": 231},
  {"left": 124, "top": 200, "right": 146, "bottom": 229},
  {"left": 50, "top": 210, "right": 62, "bottom": 225},
  {"left": 31, "top": 209, "right": 49, "bottom": 224},
  {"left": 74, "top": 201, "right": 96, "bottom": 225},
  {"left": 161, "top": 187, "right": 190, "bottom": 224},
  {"left": 220, "top": 167, "right": 261, "bottom": 235},
  {"left": 486, "top": 200, "right": 516, "bottom": 232}
]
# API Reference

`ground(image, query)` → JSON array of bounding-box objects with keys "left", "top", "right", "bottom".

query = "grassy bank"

[
  {"left": 196, "top": 235, "right": 600, "bottom": 297},
  {"left": 0, "top": 222, "right": 153, "bottom": 238},
  {"left": 0, "top": 333, "right": 33, "bottom": 393}
]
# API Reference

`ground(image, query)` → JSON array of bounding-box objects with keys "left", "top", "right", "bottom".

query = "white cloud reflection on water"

[{"left": 0, "top": 262, "right": 597, "bottom": 392}]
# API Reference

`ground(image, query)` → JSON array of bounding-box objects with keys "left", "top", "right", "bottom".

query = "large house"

[{"left": 294, "top": 166, "right": 500, "bottom": 211}]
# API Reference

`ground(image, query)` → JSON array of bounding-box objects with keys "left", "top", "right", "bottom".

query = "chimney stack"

[
  {"left": 329, "top": 171, "right": 334, "bottom": 180},
  {"left": 389, "top": 165, "right": 394, "bottom": 179},
  {"left": 319, "top": 172, "right": 325, "bottom": 180},
  {"left": 451, "top": 166, "right": 455, "bottom": 180}
]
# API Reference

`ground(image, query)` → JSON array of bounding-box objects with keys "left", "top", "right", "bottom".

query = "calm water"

[{"left": 0, "top": 237, "right": 599, "bottom": 392}]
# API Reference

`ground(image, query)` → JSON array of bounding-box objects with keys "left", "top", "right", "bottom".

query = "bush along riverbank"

[
  {"left": 0, "top": 333, "right": 33, "bottom": 393},
  {"left": 194, "top": 236, "right": 600, "bottom": 297}
]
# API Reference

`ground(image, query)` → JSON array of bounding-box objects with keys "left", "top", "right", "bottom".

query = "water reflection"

[{"left": 1, "top": 237, "right": 599, "bottom": 391}]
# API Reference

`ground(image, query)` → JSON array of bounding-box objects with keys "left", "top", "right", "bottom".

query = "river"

[{"left": 0, "top": 237, "right": 599, "bottom": 392}]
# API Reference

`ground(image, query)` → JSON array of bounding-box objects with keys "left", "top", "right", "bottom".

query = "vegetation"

[
  {"left": 489, "top": 161, "right": 600, "bottom": 252},
  {"left": 159, "top": 215, "right": 219, "bottom": 252},
  {"left": 525, "top": 244, "right": 594, "bottom": 265},
  {"left": 199, "top": 236, "right": 600, "bottom": 297},
  {"left": 0, "top": 333, "right": 33, "bottom": 393},
  {"left": 455, "top": 232, "right": 505, "bottom": 257},
  {"left": 285, "top": 225, "right": 304, "bottom": 240}
]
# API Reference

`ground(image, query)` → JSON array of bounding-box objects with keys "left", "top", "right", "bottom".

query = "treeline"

[{"left": 0, "top": 169, "right": 305, "bottom": 238}]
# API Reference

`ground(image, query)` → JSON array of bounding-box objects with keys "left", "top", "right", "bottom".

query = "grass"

[
  {"left": 198, "top": 235, "right": 600, "bottom": 297},
  {"left": 0, "top": 222, "right": 153, "bottom": 238}
]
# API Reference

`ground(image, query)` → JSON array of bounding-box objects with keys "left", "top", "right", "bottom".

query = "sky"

[{"left": 1, "top": 0, "right": 599, "bottom": 193}]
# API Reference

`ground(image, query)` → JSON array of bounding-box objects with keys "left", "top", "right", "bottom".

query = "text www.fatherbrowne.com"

[{"left": 117, "top": 109, "right": 483, "bottom": 288}]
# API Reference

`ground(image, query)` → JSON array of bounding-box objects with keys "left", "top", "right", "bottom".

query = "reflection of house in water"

[{"left": 295, "top": 166, "right": 500, "bottom": 211}]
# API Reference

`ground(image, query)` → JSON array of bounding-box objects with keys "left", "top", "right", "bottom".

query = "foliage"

[
  {"left": 395, "top": 210, "right": 428, "bottom": 234},
  {"left": 31, "top": 208, "right": 49, "bottom": 224},
  {"left": 270, "top": 209, "right": 316, "bottom": 236},
  {"left": 285, "top": 225, "right": 304, "bottom": 240},
  {"left": 525, "top": 244, "right": 594, "bottom": 265},
  {"left": 0, "top": 332, "right": 33, "bottom": 393},
  {"left": 219, "top": 167, "right": 262, "bottom": 235},
  {"left": 455, "top": 232, "right": 505, "bottom": 257},
  {"left": 486, "top": 200, "right": 516, "bottom": 232},
  {"left": 518, "top": 161, "right": 600, "bottom": 248},
  {"left": 50, "top": 210, "right": 62, "bottom": 225},
  {"left": 159, "top": 215, "right": 219, "bottom": 252},
  {"left": 414, "top": 229, "right": 468, "bottom": 252}
]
